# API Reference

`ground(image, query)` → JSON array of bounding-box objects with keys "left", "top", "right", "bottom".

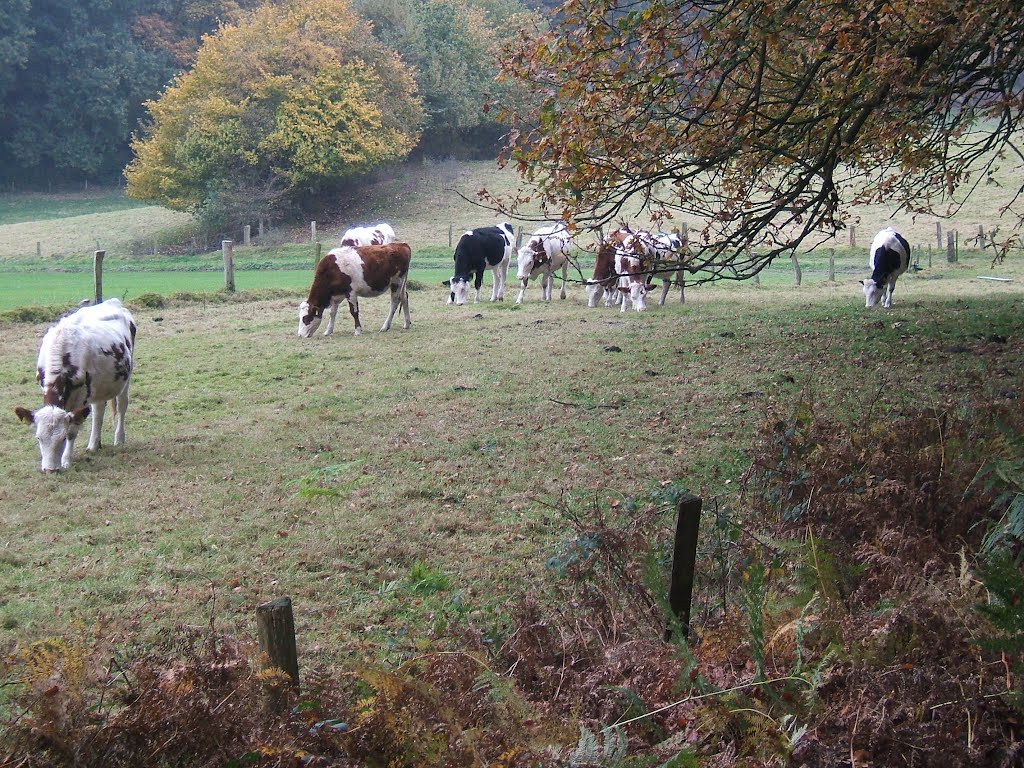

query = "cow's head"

[
  {"left": 449, "top": 276, "right": 471, "bottom": 305},
  {"left": 15, "top": 404, "right": 90, "bottom": 472},
  {"left": 516, "top": 241, "right": 547, "bottom": 281},
  {"left": 585, "top": 281, "right": 605, "bottom": 308},
  {"left": 297, "top": 300, "right": 323, "bottom": 337},
  {"left": 627, "top": 280, "right": 648, "bottom": 312},
  {"left": 861, "top": 279, "right": 883, "bottom": 308}
]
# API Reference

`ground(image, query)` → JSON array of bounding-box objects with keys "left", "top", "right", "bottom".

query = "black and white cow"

[
  {"left": 515, "top": 223, "right": 573, "bottom": 304},
  {"left": 15, "top": 298, "right": 136, "bottom": 472},
  {"left": 340, "top": 223, "right": 396, "bottom": 248},
  {"left": 448, "top": 223, "right": 514, "bottom": 305},
  {"left": 862, "top": 227, "right": 911, "bottom": 308},
  {"left": 298, "top": 243, "right": 412, "bottom": 337}
]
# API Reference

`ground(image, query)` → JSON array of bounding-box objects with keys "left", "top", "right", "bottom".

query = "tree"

[
  {"left": 353, "top": 0, "right": 538, "bottom": 157},
  {"left": 495, "top": 0, "right": 1024, "bottom": 280},
  {"left": 0, "top": 0, "right": 178, "bottom": 185},
  {"left": 125, "top": 0, "right": 424, "bottom": 228}
]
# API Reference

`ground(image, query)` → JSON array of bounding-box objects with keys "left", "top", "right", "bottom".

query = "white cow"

[
  {"left": 515, "top": 223, "right": 573, "bottom": 304},
  {"left": 15, "top": 298, "right": 136, "bottom": 472},
  {"left": 340, "top": 223, "right": 396, "bottom": 248},
  {"left": 862, "top": 227, "right": 911, "bottom": 308}
]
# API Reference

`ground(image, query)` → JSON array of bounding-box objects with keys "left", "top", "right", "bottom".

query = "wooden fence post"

[
  {"left": 259, "top": 219, "right": 265, "bottom": 239},
  {"left": 310, "top": 221, "right": 317, "bottom": 243},
  {"left": 314, "top": 241, "right": 322, "bottom": 266},
  {"left": 828, "top": 248, "right": 836, "bottom": 282},
  {"left": 790, "top": 252, "right": 802, "bottom": 286},
  {"left": 256, "top": 597, "right": 300, "bottom": 712},
  {"left": 448, "top": 223, "right": 453, "bottom": 249},
  {"left": 222, "top": 240, "right": 235, "bottom": 292},
  {"left": 37, "top": 241, "right": 42, "bottom": 259},
  {"left": 665, "top": 495, "right": 703, "bottom": 642},
  {"left": 848, "top": 225, "right": 855, "bottom": 248},
  {"left": 93, "top": 250, "right": 105, "bottom": 304},
  {"left": 947, "top": 231, "right": 956, "bottom": 263},
  {"left": 243, "top": 224, "right": 251, "bottom": 246},
  {"left": 936, "top": 222, "right": 943, "bottom": 249}
]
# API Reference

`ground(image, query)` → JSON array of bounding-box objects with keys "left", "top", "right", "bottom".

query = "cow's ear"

[
  {"left": 15, "top": 407, "right": 35, "bottom": 425},
  {"left": 71, "top": 406, "right": 91, "bottom": 424},
  {"left": 442, "top": 279, "right": 451, "bottom": 287}
]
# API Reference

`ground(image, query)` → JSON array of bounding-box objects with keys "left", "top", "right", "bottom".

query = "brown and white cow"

[
  {"left": 298, "top": 243, "right": 412, "bottom": 337},
  {"left": 340, "top": 223, "right": 396, "bottom": 248},
  {"left": 515, "top": 223, "right": 573, "bottom": 304},
  {"left": 15, "top": 298, "right": 136, "bottom": 472},
  {"left": 586, "top": 226, "right": 633, "bottom": 307},
  {"left": 615, "top": 244, "right": 649, "bottom": 313}
]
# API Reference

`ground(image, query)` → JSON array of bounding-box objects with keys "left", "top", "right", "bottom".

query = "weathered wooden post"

[
  {"left": 256, "top": 596, "right": 300, "bottom": 712},
  {"left": 977, "top": 224, "right": 985, "bottom": 248},
  {"left": 37, "top": 241, "right": 42, "bottom": 259},
  {"left": 448, "top": 223, "right": 454, "bottom": 249},
  {"left": 243, "top": 224, "right": 251, "bottom": 246},
  {"left": 665, "top": 495, "right": 703, "bottom": 642},
  {"left": 258, "top": 219, "right": 265, "bottom": 239},
  {"left": 222, "top": 240, "right": 235, "bottom": 292},
  {"left": 790, "top": 251, "right": 802, "bottom": 286},
  {"left": 936, "top": 222, "right": 943, "bottom": 249},
  {"left": 313, "top": 242, "right": 322, "bottom": 267},
  {"left": 828, "top": 248, "right": 836, "bottom": 282},
  {"left": 928, "top": 245, "right": 933, "bottom": 268},
  {"left": 310, "top": 221, "right": 317, "bottom": 243},
  {"left": 753, "top": 271, "right": 760, "bottom": 287},
  {"left": 947, "top": 231, "right": 956, "bottom": 263},
  {"left": 848, "top": 225, "right": 856, "bottom": 248},
  {"left": 93, "top": 250, "right": 105, "bottom": 304}
]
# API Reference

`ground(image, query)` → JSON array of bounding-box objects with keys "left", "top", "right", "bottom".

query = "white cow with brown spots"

[
  {"left": 15, "top": 298, "right": 136, "bottom": 472},
  {"left": 340, "top": 223, "right": 396, "bottom": 248},
  {"left": 515, "top": 223, "right": 573, "bottom": 304},
  {"left": 298, "top": 243, "right": 412, "bottom": 337}
]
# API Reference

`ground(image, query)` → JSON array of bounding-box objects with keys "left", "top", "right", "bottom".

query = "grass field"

[
  {"left": 1, "top": 164, "right": 1023, "bottom": 763},
  {"left": 0, "top": 264, "right": 1021, "bottom": 659}
]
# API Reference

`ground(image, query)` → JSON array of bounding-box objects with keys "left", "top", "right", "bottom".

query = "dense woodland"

[{"left": 0, "top": 0, "right": 554, "bottom": 191}]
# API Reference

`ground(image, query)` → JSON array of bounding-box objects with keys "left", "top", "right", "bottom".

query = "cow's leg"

[
  {"left": 558, "top": 262, "right": 567, "bottom": 299},
  {"left": 515, "top": 278, "right": 528, "bottom": 304},
  {"left": 348, "top": 297, "right": 362, "bottom": 336},
  {"left": 400, "top": 279, "right": 412, "bottom": 329},
  {"left": 87, "top": 399, "right": 107, "bottom": 451},
  {"left": 659, "top": 277, "right": 670, "bottom": 306},
  {"left": 883, "top": 279, "right": 896, "bottom": 308},
  {"left": 496, "top": 258, "right": 508, "bottom": 301},
  {"left": 323, "top": 299, "right": 340, "bottom": 336},
  {"left": 542, "top": 271, "right": 553, "bottom": 301},
  {"left": 113, "top": 388, "right": 129, "bottom": 446},
  {"left": 61, "top": 437, "right": 76, "bottom": 470},
  {"left": 381, "top": 284, "right": 400, "bottom": 332}
]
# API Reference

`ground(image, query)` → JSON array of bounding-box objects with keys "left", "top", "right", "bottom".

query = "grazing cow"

[
  {"left": 448, "top": 223, "right": 515, "bottom": 305},
  {"left": 646, "top": 231, "right": 686, "bottom": 305},
  {"left": 298, "top": 243, "right": 412, "bottom": 337},
  {"left": 340, "top": 223, "right": 396, "bottom": 248},
  {"left": 586, "top": 227, "right": 633, "bottom": 308},
  {"left": 515, "top": 223, "right": 573, "bottom": 304},
  {"left": 15, "top": 298, "right": 136, "bottom": 472},
  {"left": 862, "top": 227, "right": 911, "bottom": 308},
  {"left": 615, "top": 246, "right": 649, "bottom": 313}
]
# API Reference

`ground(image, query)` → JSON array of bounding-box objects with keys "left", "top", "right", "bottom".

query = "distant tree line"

[{"left": 0, "top": 0, "right": 543, "bottom": 201}]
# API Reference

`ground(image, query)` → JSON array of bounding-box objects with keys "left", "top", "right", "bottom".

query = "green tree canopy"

[
  {"left": 354, "top": 0, "right": 538, "bottom": 157},
  {"left": 496, "top": 0, "right": 1024, "bottom": 279},
  {"left": 126, "top": 0, "right": 424, "bottom": 225},
  {"left": 0, "top": 0, "right": 178, "bottom": 185}
]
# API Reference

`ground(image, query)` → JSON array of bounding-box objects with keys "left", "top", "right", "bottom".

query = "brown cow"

[{"left": 297, "top": 243, "right": 412, "bottom": 337}]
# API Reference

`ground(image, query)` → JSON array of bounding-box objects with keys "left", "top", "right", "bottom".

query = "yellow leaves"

[{"left": 127, "top": 0, "right": 422, "bottom": 209}]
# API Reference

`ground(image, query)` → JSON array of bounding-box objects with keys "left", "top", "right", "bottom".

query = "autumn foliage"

[
  {"left": 496, "top": 0, "right": 1024, "bottom": 279},
  {"left": 126, "top": 0, "right": 424, "bottom": 224}
]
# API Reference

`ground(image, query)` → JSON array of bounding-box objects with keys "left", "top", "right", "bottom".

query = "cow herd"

[{"left": 14, "top": 222, "right": 912, "bottom": 472}]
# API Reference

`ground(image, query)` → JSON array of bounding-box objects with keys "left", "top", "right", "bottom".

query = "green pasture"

[{"left": 0, "top": 270, "right": 1020, "bottom": 674}]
